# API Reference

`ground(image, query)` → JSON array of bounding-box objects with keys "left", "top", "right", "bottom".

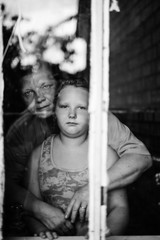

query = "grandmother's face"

[{"left": 21, "top": 68, "right": 56, "bottom": 118}]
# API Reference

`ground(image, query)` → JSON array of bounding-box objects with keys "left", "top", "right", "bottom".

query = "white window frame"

[{"left": 88, "top": 0, "right": 109, "bottom": 239}]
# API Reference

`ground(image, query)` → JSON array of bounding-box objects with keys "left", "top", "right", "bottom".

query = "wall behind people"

[
  {"left": 110, "top": 0, "right": 160, "bottom": 157},
  {"left": 110, "top": 0, "right": 160, "bottom": 235}
]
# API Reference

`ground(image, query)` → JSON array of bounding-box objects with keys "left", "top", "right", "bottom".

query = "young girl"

[{"left": 25, "top": 78, "right": 129, "bottom": 239}]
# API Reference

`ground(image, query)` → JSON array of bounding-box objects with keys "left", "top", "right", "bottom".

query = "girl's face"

[
  {"left": 21, "top": 68, "right": 56, "bottom": 118},
  {"left": 55, "top": 85, "right": 89, "bottom": 138}
]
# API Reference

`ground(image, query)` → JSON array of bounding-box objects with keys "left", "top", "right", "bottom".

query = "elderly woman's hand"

[{"left": 65, "top": 184, "right": 89, "bottom": 223}]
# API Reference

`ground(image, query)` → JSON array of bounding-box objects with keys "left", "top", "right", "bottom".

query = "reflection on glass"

[{"left": 2, "top": 0, "right": 89, "bottom": 237}]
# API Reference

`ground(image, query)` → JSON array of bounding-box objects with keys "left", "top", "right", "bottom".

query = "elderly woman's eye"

[
  {"left": 23, "top": 91, "right": 34, "bottom": 98},
  {"left": 42, "top": 84, "right": 54, "bottom": 90},
  {"left": 43, "top": 85, "right": 50, "bottom": 89}
]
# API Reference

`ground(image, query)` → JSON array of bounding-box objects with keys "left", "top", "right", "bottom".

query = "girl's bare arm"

[{"left": 107, "top": 188, "right": 129, "bottom": 235}]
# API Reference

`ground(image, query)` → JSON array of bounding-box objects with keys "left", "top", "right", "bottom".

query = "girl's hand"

[
  {"left": 55, "top": 219, "right": 75, "bottom": 236},
  {"left": 34, "top": 231, "right": 58, "bottom": 240}
]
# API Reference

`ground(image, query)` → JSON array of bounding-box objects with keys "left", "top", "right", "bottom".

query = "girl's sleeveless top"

[{"left": 39, "top": 135, "right": 88, "bottom": 213}]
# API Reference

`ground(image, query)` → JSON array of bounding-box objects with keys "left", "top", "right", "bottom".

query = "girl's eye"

[
  {"left": 78, "top": 106, "right": 87, "bottom": 110},
  {"left": 59, "top": 105, "right": 68, "bottom": 109}
]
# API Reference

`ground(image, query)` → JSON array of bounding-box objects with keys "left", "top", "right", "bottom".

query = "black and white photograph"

[{"left": 1, "top": 0, "right": 160, "bottom": 239}]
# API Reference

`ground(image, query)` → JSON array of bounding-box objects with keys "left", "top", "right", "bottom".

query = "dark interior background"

[{"left": 109, "top": 0, "right": 160, "bottom": 235}]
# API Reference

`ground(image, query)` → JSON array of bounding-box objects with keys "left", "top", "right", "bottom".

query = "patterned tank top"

[{"left": 39, "top": 135, "right": 88, "bottom": 213}]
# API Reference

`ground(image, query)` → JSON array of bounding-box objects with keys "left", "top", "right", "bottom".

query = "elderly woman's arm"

[
  {"left": 107, "top": 153, "right": 151, "bottom": 191},
  {"left": 107, "top": 111, "right": 152, "bottom": 190}
]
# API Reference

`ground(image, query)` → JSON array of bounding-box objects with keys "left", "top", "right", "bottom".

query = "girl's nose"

[{"left": 68, "top": 108, "right": 77, "bottom": 119}]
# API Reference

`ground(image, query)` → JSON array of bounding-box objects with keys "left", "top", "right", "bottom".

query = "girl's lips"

[{"left": 67, "top": 122, "right": 78, "bottom": 125}]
